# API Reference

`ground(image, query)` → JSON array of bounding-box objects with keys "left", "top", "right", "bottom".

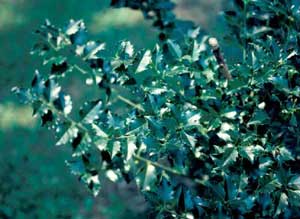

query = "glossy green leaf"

[
  {"left": 275, "top": 193, "right": 288, "bottom": 217},
  {"left": 167, "top": 40, "right": 182, "bottom": 59},
  {"left": 136, "top": 50, "right": 152, "bottom": 73}
]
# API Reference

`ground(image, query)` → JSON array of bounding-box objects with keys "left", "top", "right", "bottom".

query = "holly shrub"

[{"left": 13, "top": 0, "right": 300, "bottom": 218}]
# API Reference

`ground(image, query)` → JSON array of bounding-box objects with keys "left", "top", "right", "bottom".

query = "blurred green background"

[{"left": 0, "top": 0, "right": 224, "bottom": 218}]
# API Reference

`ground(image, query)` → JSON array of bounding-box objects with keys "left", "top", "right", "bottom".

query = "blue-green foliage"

[{"left": 14, "top": 0, "right": 300, "bottom": 218}]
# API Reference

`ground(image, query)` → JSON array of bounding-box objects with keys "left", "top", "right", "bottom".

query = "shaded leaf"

[
  {"left": 167, "top": 40, "right": 182, "bottom": 58},
  {"left": 275, "top": 193, "right": 288, "bottom": 217}
]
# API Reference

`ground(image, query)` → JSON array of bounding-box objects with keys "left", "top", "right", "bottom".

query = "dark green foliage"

[
  {"left": 110, "top": 0, "right": 176, "bottom": 29},
  {"left": 13, "top": 0, "right": 300, "bottom": 218}
]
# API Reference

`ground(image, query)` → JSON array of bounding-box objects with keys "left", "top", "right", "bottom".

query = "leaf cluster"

[{"left": 13, "top": 0, "right": 300, "bottom": 218}]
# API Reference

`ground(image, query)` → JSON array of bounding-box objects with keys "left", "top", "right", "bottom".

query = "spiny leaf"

[
  {"left": 289, "top": 175, "right": 300, "bottom": 190},
  {"left": 65, "top": 19, "right": 85, "bottom": 35},
  {"left": 167, "top": 40, "right": 182, "bottom": 59},
  {"left": 107, "top": 140, "right": 121, "bottom": 159},
  {"left": 136, "top": 50, "right": 152, "bottom": 73},
  {"left": 83, "top": 41, "right": 105, "bottom": 60},
  {"left": 222, "top": 110, "right": 237, "bottom": 120},
  {"left": 240, "top": 145, "right": 264, "bottom": 163},
  {"left": 222, "top": 147, "right": 238, "bottom": 167},
  {"left": 53, "top": 92, "right": 72, "bottom": 115},
  {"left": 11, "top": 87, "right": 32, "bottom": 104},
  {"left": 247, "top": 110, "right": 270, "bottom": 126},
  {"left": 82, "top": 100, "right": 102, "bottom": 124},
  {"left": 56, "top": 125, "right": 79, "bottom": 146},
  {"left": 217, "top": 131, "right": 232, "bottom": 142},
  {"left": 177, "top": 185, "right": 194, "bottom": 211},
  {"left": 125, "top": 136, "right": 137, "bottom": 161},
  {"left": 31, "top": 70, "right": 45, "bottom": 95},
  {"left": 119, "top": 41, "right": 134, "bottom": 59},
  {"left": 187, "top": 27, "right": 201, "bottom": 39},
  {"left": 91, "top": 123, "right": 108, "bottom": 138},
  {"left": 153, "top": 44, "right": 163, "bottom": 70},
  {"left": 192, "top": 40, "right": 203, "bottom": 62},
  {"left": 275, "top": 193, "right": 288, "bottom": 217},
  {"left": 136, "top": 162, "right": 156, "bottom": 191},
  {"left": 43, "top": 78, "right": 61, "bottom": 102},
  {"left": 183, "top": 132, "right": 197, "bottom": 148},
  {"left": 225, "top": 174, "right": 238, "bottom": 201},
  {"left": 157, "top": 177, "right": 174, "bottom": 202}
]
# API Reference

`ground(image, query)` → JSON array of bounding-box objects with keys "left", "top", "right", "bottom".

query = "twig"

[
  {"left": 117, "top": 95, "right": 145, "bottom": 112},
  {"left": 132, "top": 154, "right": 186, "bottom": 177},
  {"left": 208, "top": 37, "right": 232, "bottom": 80},
  {"left": 41, "top": 98, "right": 205, "bottom": 184}
]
